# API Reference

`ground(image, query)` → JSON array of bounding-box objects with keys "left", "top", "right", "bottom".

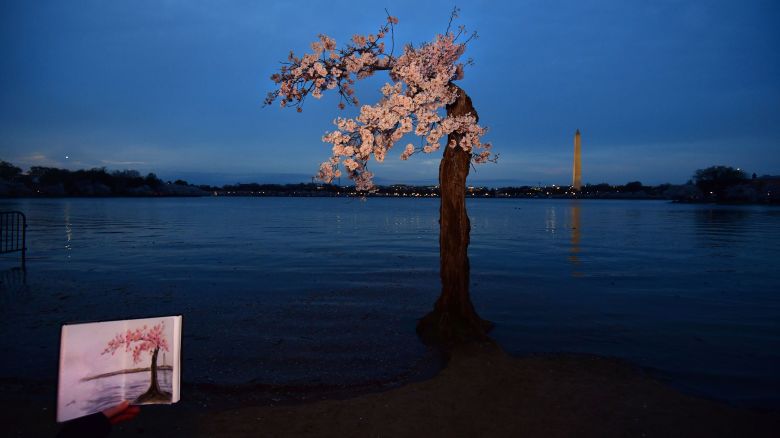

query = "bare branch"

[
  {"left": 385, "top": 8, "right": 396, "bottom": 57},
  {"left": 445, "top": 6, "right": 460, "bottom": 35}
]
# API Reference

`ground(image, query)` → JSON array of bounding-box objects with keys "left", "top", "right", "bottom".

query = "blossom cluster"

[
  {"left": 265, "top": 17, "right": 396, "bottom": 112},
  {"left": 102, "top": 321, "right": 169, "bottom": 364},
  {"left": 267, "top": 15, "right": 493, "bottom": 191}
]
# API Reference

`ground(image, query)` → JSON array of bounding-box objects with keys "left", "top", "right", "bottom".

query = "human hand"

[{"left": 101, "top": 400, "right": 140, "bottom": 425}]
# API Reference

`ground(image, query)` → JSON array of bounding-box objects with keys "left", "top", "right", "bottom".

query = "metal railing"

[{"left": 0, "top": 211, "right": 26, "bottom": 268}]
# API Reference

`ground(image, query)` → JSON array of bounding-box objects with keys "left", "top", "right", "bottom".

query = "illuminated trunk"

[{"left": 417, "top": 84, "right": 492, "bottom": 345}]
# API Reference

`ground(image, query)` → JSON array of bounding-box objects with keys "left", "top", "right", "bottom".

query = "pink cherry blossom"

[
  {"left": 102, "top": 321, "right": 169, "bottom": 364},
  {"left": 265, "top": 14, "right": 494, "bottom": 191}
]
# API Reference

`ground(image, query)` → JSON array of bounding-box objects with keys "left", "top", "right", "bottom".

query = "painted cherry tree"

[
  {"left": 102, "top": 321, "right": 171, "bottom": 403},
  {"left": 266, "top": 9, "right": 494, "bottom": 343}
]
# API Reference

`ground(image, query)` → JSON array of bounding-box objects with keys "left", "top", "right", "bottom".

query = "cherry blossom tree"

[
  {"left": 266, "top": 9, "right": 494, "bottom": 343},
  {"left": 103, "top": 321, "right": 171, "bottom": 403}
]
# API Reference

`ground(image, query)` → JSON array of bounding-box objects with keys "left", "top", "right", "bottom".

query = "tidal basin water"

[{"left": 0, "top": 197, "right": 778, "bottom": 407}]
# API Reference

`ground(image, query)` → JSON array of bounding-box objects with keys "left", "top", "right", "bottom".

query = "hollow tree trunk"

[{"left": 417, "top": 84, "right": 492, "bottom": 345}]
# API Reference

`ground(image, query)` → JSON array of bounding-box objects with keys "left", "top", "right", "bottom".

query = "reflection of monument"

[
  {"left": 568, "top": 202, "right": 581, "bottom": 266},
  {"left": 572, "top": 129, "right": 582, "bottom": 190}
]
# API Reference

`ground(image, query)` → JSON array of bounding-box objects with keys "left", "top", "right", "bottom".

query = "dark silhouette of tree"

[
  {"left": 145, "top": 173, "right": 163, "bottom": 189},
  {"left": 0, "top": 160, "right": 22, "bottom": 181},
  {"left": 694, "top": 166, "right": 747, "bottom": 200},
  {"left": 624, "top": 181, "right": 643, "bottom": 192},
  {"left": 590, "top": 183, "right": 612, "bottom": 193}
]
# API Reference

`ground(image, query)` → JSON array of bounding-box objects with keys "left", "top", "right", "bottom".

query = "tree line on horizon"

[
  {"left": 1, "top": 160, "right": 778, "bottom": 203},
  {"left": 0, "top": 161, "right": 203, "bottom": 197}
]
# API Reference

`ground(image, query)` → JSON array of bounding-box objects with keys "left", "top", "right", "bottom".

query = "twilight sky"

[{"left": 1, "top": 0, "right": 778, "bottom": 186}]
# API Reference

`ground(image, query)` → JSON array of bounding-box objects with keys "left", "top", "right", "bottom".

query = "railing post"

[
  {"left": 21, "top": 212, "right": 26, "bottom": 270},
  {"left": 0, "top": 211, "right": 27, "bottom": 270}
]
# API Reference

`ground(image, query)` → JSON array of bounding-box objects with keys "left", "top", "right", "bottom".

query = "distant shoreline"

[
  {"left": 3, "top": 194, "right": 779, "bottom": 204},
  {"left": 2, "top": 161, "right": 778, "bottom": 203},
  {"left": 81, "top": 365, "right": 173, "bottom": 382}
]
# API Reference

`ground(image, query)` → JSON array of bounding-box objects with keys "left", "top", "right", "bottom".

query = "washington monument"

[{"left": 572, "top": 129, "right": 582, "bottom": 190}]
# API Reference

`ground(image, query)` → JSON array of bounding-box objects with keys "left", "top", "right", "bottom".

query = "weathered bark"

[
  {"left": 417, "top": 84, "right": 493, "bottom": 346},
  {"left": 134, "top": 347, "right": 171, "bottom": 403}
]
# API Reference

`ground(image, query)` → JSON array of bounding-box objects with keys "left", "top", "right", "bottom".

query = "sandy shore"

[
  {"left": 4, "top": 342, "right": 778, "bottom": 437},
  {"left": 196, "top": 342, "right": 778, "bottom": 437}
]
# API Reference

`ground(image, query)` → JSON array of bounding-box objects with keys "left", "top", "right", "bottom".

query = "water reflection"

[
  {"left": 64, "top": 202, "right": 73, "bottom": 259},
  {"left": 84, "top": 370, "right": 173, "bottom": 414},
  {"left": 568, "top": 202, "right": 583, "bottom": 277},
  {"left": 0, "top": 267, "right": 28, "bottom": 308},
  {"left": 693, "top": 208, "right": 751, "bottom": 254},
  {"left": 5, "top": 198, "right": 778, "bottom": 406},
  {"left": 159, "top": 352, "right": 173, "bottom": 388},
  {"left": 694, "top": 208, "right": 750, "bottom": 233},
  {"left": 545, "top": 207, "right": 557, "bottom": 234}
]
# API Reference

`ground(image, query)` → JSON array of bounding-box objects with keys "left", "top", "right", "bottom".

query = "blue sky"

[{"left": 1, "top": 0, "right": 778, "bottom": 186}]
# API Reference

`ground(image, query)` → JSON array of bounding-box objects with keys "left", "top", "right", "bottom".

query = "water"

[
  {"left": 0, "top": 197, "right": 778, "bottom": 407},
  {"left": 79, "top": 369, "right": 174, "bottom": 417}
]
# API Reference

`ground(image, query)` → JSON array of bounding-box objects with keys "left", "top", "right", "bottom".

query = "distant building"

[{"left": 572, "top": 129, "right": 582, "bottom": 190}]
